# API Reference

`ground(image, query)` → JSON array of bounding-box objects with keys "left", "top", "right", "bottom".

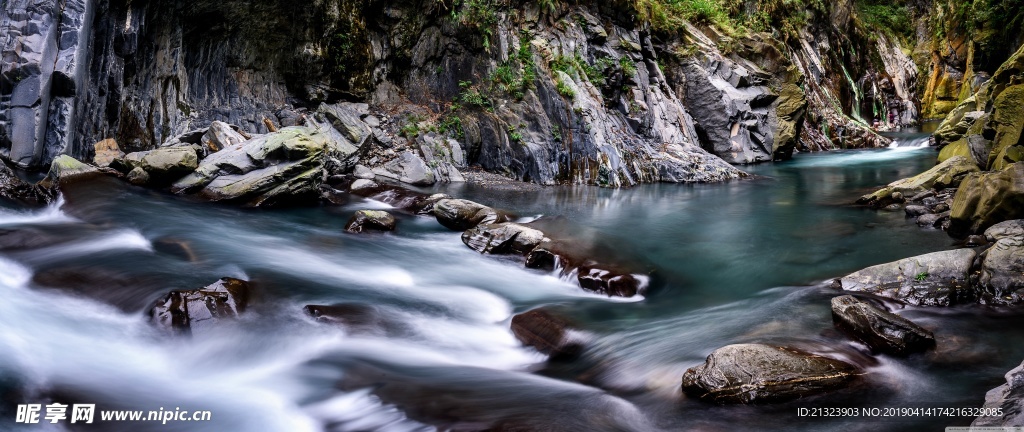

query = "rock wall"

[
  {"left": 917, "top": 0, "right": 1024, "bottom": 120},
  {"left": 3, "top": 0, "right": 922, "bottom": 183},
  {"left": 0, "top": 0, "right": 93, "bottom": 168}
]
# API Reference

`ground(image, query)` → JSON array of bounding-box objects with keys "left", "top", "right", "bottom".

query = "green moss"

[{"left": 854, "top": 0, "right": 914, "bottom": 42}]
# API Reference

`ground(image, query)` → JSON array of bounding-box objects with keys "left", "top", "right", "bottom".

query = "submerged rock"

[
  {"left": 973, "top": 360, "right": 1024, "bottom": 427},
  {"left": 462, "top": 223, "right": 546, "bottom": 255},
  {"left": 949, "top": 162, "right": 1024, "bottom": 237},
  {"left": 149, "top": 278, "right": 250, "bottom": 335},
  {"left": 510, "top": 309, "right": 585, "bottom": 360},
  {"left": 433, "top": 198, "right": 511, "bottom": 231},
  {"left": 303, "top": 304, "right": 409, "bottom": 336},
  {"left": 345, "top": 210, "right": 397, "bottom": 233},
  {"left": 830, "top": 295, "right": 935, "bottom": 355},
  {"left": 832, "top": 249, "right": 977, "bottom": 306},
  {"left": 33, "top": 266, "right": 163, "bottom": 312},
  {"left": 681, "top": 344, "right": 859, "bottom": 404}
]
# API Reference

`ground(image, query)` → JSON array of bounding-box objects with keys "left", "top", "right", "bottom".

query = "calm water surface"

[{"left": 1, "top": 137, "right": 1021, "bottom": 431}]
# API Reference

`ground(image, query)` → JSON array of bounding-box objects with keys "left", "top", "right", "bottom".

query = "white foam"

[{"left": 0, "top": 196, "right": 76, "bottom": 226}]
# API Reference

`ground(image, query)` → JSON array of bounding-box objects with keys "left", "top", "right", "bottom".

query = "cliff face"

[
  {"left": 917, "top": 0, "right": 1024, "bottom": 120},
  {"left": 2, "top": 0, "right": 921, "bottom": 185}
]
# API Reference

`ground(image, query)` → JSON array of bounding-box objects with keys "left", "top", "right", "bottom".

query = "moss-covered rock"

[
  {"left": 39, "top": 155, "right": 101, "bottom": 189},
  {"left": 173, "top": 127, "right": 342, "bottom": 207},
  {"left": 859, "top": 155, "right": 979, "bottom": 206},
  {"left": 949, "top": 162, "right": 1024, "bottom": 237},
  {"left": 988, "top": 85, "right": 1024, "bottom": 170}
]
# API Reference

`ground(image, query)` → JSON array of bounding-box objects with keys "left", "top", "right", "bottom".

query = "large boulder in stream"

[
  {"left": 510, "top": 309, "right": 586, "bottom": 360},
  {"left": 38, "top": 155, "right": 101, "bottom": 189},
  {"left": 462, "top": 222, "right": 546, "bottom": 255},
  {"left": 681, "top": 344, "right": 859, "bottom": 404},
  {"left": 948, "top": 162, "right": 1024, "bottom": 237},
  {"left": 858, "top": 156, "right": 979, "bottom": 207},
  {"left": 149, "top": 278, "right": 250, "bottom": 335},
  {"left": 344, "top": 210, "right": 397, "bottom": 233},
  {"left": 973, "top": 360, "right": 1024, "bottom": 427},
  {"left": 830, "top": 295, "right": 935, "bottom": 355},
  {"left": 831, "top": 249, "right": 977, "bottom": 306},
  {"left": 172, "top": 127, "right": 356, "bottom": 207},
  {"left": 433, "top": 198, "right": 511, "bottom": 231},
  {"left": 526, "top": 239, "right": 648, "bottom": 298}
]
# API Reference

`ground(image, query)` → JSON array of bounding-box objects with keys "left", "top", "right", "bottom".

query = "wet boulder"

[
  {"left": 948, "top": 162, "right": 1024, "bottom": 237},
  {"left": 462, "top": 223, "right": 546, "bottom": 255},
  {"left": 832, "top": 249, "right": 977, "bottom": 306},
  {"left": 904, "top": 205, "right": 929, "bottom": 217},
  {"left": 681, "top": 344, "right": 859, "bottom": 404},
  {"left": 149, "top": 278, "right": 250, "bottom": 335},
  {"left": 303, "top": 304, "right": 407, "bottom": 336},
  {"left": 33, "top": 266, "right": 162, "bottom": 312},
  {"left": 577, "top": 266, "right": 646, "bottom": 297},
  {"left": 858, "top": 156, "right": 979, "bottom": 207},
  {"left": 0, "top": 160, "right": 54, "bottom": 207},
  {"left": 977, "top": 237, "right": 1024, "bottom": 305},
  {"left": 917, "top": 211, "right": 950, "bottom": 228},
  {"left": 525, "top": 239, "right": 647, "bottom": 298},
  {"left": 830, "top": 295, "right": 935, "bottom": 355},
  {"left": 973, "top": 360, "right": 1024, "bottom": 427},
  {"left": 347, "top": 182, "right": 449, "bottom": 214},
  {"left": 39, "top": 155, "right": 101, "bottom": 189},
  {"left": 510, "top": 309, "right": 585, "bottom": 360},
  {"left": 345, "top": 210, "right": 397, "bottom": 233},
  {"left": 434, "top": 198, "right": 511, "bottom": 231}
]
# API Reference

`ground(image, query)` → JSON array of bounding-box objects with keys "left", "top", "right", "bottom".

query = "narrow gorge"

[{"left": 2, "top": 0, "right": 1024, "bottom": 431}]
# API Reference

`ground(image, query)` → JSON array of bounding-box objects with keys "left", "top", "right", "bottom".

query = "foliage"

[
  {"left": 914, "top": 272, "right": 929, "bottom": 282},
  {"left": 556, "top": 77, "right": 576, "bottom": 98},
  {"left": 400, "top": 116, "right": 424, "bottom": 138},
  {"left": 507, "top": 125, "right": 525, "bottom": 143},
  {"left": 439, "top": 114, "right": 464, "bottom": 139},
  {"left": 449, "top": 0, "right": 502, "bottom": 49},
  {"left": 458, "top": 80, "right": 492, "bottom": 109},
  {"left": 619, "top": 57, "right": 638, "bottom": 77},
  {"left": 855, "top": 0, "right": 914, "bottom": 42},
  {"left": 488, "top": 38, "right": 537, "bottom": 99}
]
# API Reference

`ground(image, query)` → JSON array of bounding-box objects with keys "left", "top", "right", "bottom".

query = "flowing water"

[{"left": 2, "top": 135, "right": 1023, "bottom": 431}]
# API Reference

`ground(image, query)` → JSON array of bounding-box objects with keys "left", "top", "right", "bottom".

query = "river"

[{"left": 2, "top": 133, "right": 1022, "bottom": 431}]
